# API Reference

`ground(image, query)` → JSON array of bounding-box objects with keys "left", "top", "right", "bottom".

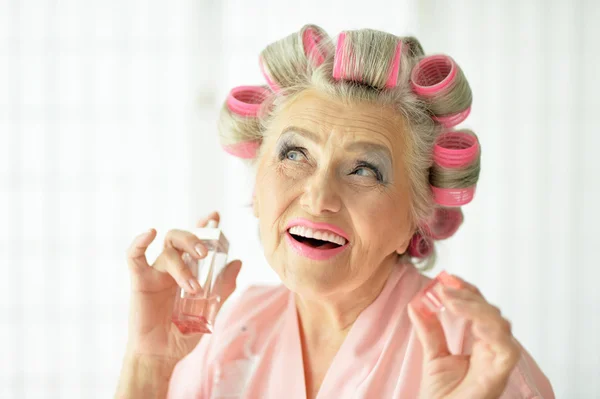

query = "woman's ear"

[
  {"left": 396, "top": 220, "right": 417, "bottom": 254},
  {"left": 396, "top": 234, "right": 412, "bottom": 255}
]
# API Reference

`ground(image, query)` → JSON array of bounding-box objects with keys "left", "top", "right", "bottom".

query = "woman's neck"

[
  {"left": 293, "top": 261, "right": 397, "bottom": 399},
  {"left": 294, "top": 261, "right": 395, "bottom": 349}
]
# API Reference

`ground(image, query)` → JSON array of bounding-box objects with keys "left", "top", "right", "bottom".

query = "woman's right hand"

[{"left": 124, "top": 211, "right": 242, "bottom": 362}]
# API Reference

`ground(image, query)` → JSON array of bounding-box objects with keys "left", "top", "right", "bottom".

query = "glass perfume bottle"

[{"left": 172, "top": 220, "right": 229, "bottom": 334}]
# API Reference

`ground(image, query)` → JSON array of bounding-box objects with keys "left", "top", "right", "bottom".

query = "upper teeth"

[{"left": 288, "top": 226, "right": 347, "bottom": 246}]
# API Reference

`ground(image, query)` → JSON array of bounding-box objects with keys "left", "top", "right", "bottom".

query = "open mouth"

[
  {"left": 288, "top": 233, "right": 342, "bottom": 250},
  {"left": 286, "top": 225, "right": 348, "bottom": 250},
  {"left": 284, "top": 222, "right": 349, "bottom": 260}
]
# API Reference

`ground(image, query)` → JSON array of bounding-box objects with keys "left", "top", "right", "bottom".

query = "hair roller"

[
  {"left": 222, "top": 141, "right": 261, "bottom": 159},
  {"left": 422, "top": 207, "right": 464, "bottom": 240},
  {"left": 226, "top": 85, "right": 270, "bottom": 117},
  {"left": 410, "top": 54, "right": 472, "bottom": 127},
  {"left": 332, "top": 30, "right": 405, "bottom": 89},
  {"left": 302, "top": 25, "right": 328, "bottom": 67},
  {"left": 259, "top": 24, "right": 333, "bottom": 93},
  {"left": 433, "top": 129, "right": 480, "bottom": 168},
  {"left": 220, "top": 85, "right": 270, "bottom": 159},
  {"left": 408, "top": 232, "right": 434, "bottom": 258},
  {"left": 432, "top": 107, "right": 471, "bottom": 128},
  {"left": 430, "top": 186, "right": 476, "bottom": 207},
  {"left": 333, "top": 32, "right": 358, "bottom": 82},
  {"left": 429, "top": 129, "right": 481, "bottom": 206},
  {"left": 259, "top": 57, "right": 281, "bottom": 93}
]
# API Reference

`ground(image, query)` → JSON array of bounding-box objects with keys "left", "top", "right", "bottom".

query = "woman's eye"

[
  {"left": 285, "top": 150, "right": 304, "bottom": 161},
  {"left": 354, "top": 167, "right": 375, "bottom": 177},
  {"left": 277, "top": 144, "right": 307, "bottom": 162},
  {"left": 351, "top": 163, "right": 383, "bottom": 182}
]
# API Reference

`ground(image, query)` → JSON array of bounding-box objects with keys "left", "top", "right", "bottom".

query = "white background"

[{"left": 1, "top": 0, "right": 598, "bottom": 397}]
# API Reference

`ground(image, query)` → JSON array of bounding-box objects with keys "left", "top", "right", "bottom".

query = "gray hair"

[{"left": 217, "top": 24, "right": 480, "bottom": 270}]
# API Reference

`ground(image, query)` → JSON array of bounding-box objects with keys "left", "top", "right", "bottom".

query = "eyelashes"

[
  {"left": 276, "top": 141, "right": 386, "bottom": 183},
  {"left": 277, "top": 141, "right": 306, "bottom": 161},
  {"left": 353, "top": 161, "right": 384, "bottom": 182}
]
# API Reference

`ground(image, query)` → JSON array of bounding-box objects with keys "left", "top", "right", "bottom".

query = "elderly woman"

[{"left": 116, "top": 25, "right": 554, "bottom": 398}]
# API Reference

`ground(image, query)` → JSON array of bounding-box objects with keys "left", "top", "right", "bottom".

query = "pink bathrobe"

[{"left": 168, "top": 263, "right": 554, "bottom": 398}]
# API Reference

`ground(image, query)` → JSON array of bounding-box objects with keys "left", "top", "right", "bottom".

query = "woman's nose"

[{"left": 299, "top": 169, "right": 342, "bottom": 215}]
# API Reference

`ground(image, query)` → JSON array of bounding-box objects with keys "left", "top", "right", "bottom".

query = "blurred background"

[{"left": 1, "top": 0, "right": 598, "bottom": 397}]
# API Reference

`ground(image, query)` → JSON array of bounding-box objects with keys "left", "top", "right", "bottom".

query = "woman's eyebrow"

[
  {"left": 281, "top": 126, "right": 392, "bottom": 158},
  {"left": 345, "top": 141, "right": 392, "bottom": 161},
  {"left": 280, "top": 126, "right": 320, "bottom": 143}
]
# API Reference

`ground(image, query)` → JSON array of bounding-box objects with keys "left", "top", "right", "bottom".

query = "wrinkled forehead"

[{"left": 266, "top": 89, "right": 407, "bottom": 155}]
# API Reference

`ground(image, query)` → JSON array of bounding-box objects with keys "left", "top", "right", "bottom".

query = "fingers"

[
  {"left": 407, "top": 301, "right": 451, "bottom": 362},
  {"left": 450, "top": 274, "right": 485, "bottom": 299},
  {"left": 154, "top": 247, "right": 202, "bottom": 293},
  {"left": 126, "top": 229, "right": 157, "bottom": 272},
  {"left": 439, "top": 286, "right": 520, "bottom": 370},
  {"left": 164, "top": 229, "right": 208, "bottom": 259},
  {"left": 161, "top": 211, "right": 221, "bottom": 260},
  {"left": 196, "top": 211, "right": 220, "bottom": 228},
  {"left": 213, "top": 260, "right": 242, "bottom": 305},
  {"left": 440, "top": 287, "right": 503, "bottom": 330}
]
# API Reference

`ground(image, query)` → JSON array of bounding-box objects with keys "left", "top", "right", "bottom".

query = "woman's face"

[{"left": 254, "top": 88, "right": 415, "bottom": 298}]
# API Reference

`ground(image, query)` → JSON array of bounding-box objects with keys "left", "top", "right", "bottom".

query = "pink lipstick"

[{"left": 285, "top": 218, "right": 350, "bottom": 261}]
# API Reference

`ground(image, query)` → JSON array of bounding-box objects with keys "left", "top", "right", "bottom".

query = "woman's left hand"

[{"left": 407, "top": 276, "right": 521, "bottom": 399}]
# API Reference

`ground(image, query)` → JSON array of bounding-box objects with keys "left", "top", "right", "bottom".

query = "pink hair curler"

[
  {"left": 431, "top": 185, "right": 476, "bottom": 207},
  {"left": 384, "top": 40, "right": 403, "bottom": 88},
  {"left": 259, "top": 56, "right": 281, "bottom": 93},
  {"left": 333, "top": 32, "right": 353, "bottom": 81},
  {"left": 333, "top": 32, "right": 403, "bottom": 88},
  {"left": 423, "top": 207, "right": 464, "bottom": 240},
  {"left": 408, "top": 232, "right": 434, "bottom": 258},
  {"left": 410, "top": 54, "right": 458, "bottom": 96},
  {"left": 433, "top": 130, "right": 479, "bottom": 168},
  {"left": 226, "top": 86, "right": 270, "bottom": 118},
  {"left": 260, "top": 26, "right": 329, "bottom": 93},
  {"left": 431, "top": 105, "right": 471, "bottom": 128},
  {"left": 302, "top": 27, "right": 327, "bottom": 67},
  {"left": 410, "top": 270, "right": 463, "bottom": 316},
  {"left": 221, "top": 141, "right": 260, "bottom": 159}
]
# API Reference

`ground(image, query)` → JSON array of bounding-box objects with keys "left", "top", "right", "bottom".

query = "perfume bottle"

[
  {"left": 172, "top": 220, "right": 229, "bottom": 334},
  {"left": 410, "top": 270, "right": 462, "bottom": 317}
]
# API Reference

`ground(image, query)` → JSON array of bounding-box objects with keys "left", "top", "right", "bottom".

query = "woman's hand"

[
  {"left": 407, "top": 276, "right": 520, "bottom": 399},
  {"left": 124, "top": 211, "right": 242, "bottom": 361}
]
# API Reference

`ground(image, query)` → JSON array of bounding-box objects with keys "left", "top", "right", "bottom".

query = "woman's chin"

[{"left": 277, "top": 260, "right": 348, "bottom": 296}]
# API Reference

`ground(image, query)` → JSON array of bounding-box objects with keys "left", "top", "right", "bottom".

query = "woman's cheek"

[
  {"left": 276, "top": 160, "right": 311, "bottom": 182},
  {"left": 257, "top": 161, "right": 295, "bottom": 197},
  {"left": 256, "top": 164, "right": 301, "bottom": 233},
  {"left": 349, "top": 195, "right": 401, "bottom": 247}
]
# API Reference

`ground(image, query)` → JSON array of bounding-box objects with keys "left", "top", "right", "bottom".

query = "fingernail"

[
  {"left": 195, "top": 244, "right": 206, "bottom": 257},
  {"left": 180, "top": 278, "right": 194, "bottom": 292},
  {"left": 474, "top": 324, "right": 493, "bottom": 336},
  {"left": 188, "top": 278, "right": 201, "bottom": 292},
  {"left": 437, "top": 270, "right": 462, "bottom": 289},
  {"left": 480, "top": 325, "right": 493, "bottom": 334},
  {"left": 182, "top": 252, "right": 196, "bottom": 268},
  {"left": 447, "top": 296, "right": 466, "bottom": 309},
  {"left": 229, "top": 260, "right": 242, "bottom": 274},
  {"left": 443, "top": 286, "right": 460, "bottom": 296}
]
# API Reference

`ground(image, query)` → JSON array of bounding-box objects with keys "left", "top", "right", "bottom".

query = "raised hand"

[
  {"left": 408, "top": 276, "right": 520, "bottom": 399},
  {"left": 124, "top": 211, "right": 242, "bottom": 360}
]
